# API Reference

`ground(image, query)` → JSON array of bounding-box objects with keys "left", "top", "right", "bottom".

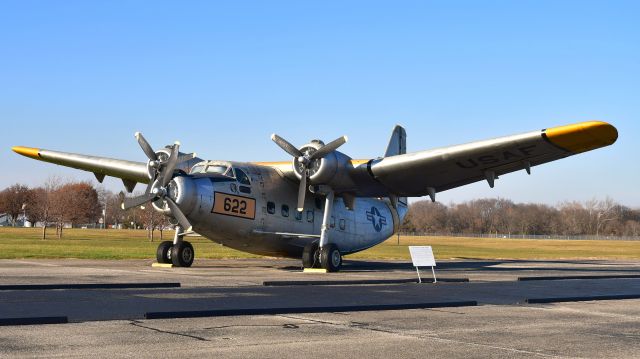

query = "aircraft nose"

[{"left": 167, "top": 176, "right": 198, "bottom": 215}]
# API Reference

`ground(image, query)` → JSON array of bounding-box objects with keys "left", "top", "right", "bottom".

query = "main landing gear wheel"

[
  {"left": 171, "top": 241, "right": 195, "bottom": 267},
  {"left": 320, "top": 243, "right": 342, "bottom": 272},
  {"left": 302, "top": 241, "right": 321, "bottom": 268},
  {"left": 156, "top": 241, "right": 173, "bottom": 264}
]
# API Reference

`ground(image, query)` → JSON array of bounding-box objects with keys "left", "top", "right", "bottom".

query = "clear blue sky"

[{"left": 1, "top": 1, "right": 638, "bottom": 206}]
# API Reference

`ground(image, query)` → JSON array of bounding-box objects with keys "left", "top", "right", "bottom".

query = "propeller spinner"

[
  {"left": 120, "top": 132, "right": 192, "bottom": 231},
  {"left": 271, "top": 134, "right": 347, "bottom": 211}
]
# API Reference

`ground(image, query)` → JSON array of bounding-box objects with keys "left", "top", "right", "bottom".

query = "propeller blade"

[
  {"left": 120, "top": 180, "right": 155, "bottom": 210},
  {"left": 135, "top": 132, "right": 158, "bottom": 162},
  {"left": 271, "top": 134, "right": 303, "bottom": 158},
  {"left": 165, "top": 197, "right": 193, "bottom": 231},
  {"left": 309, "top": 135, "right": 348, "bottom": 160},
  {"left": 122, "top": 192, "right": 156, "bottom": 210},
  {"left": 297, "top": 172, "right": 307, "bottom": 212},
  {"left": 160, "top": 142, "right": 180, "bottom": 187}
]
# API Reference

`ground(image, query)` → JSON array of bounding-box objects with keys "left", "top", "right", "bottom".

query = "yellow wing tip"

[
  {"left": 12, "top": 146, "right": 41, "bottom": 159},
  {"left": 544, "top": 121, "right": 618, "bottom": 154}
]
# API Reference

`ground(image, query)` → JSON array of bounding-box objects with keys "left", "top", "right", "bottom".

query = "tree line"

[
  {"left": 0, "top": 178, "right": 171, "bottom": 240},
  {"left": 402, "top": 198, "right": 640, "bottom": 237},
  {"left": 3, "top": 180, "right": 639, "bottom": 238}
]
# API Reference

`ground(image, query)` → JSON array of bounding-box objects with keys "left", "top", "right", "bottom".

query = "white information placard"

[
  {"left": 408, "top": 246, "right": 437, "bottom": 283},
  {"left": 409, "top": 246, "right": 436, "bottom": 267}
]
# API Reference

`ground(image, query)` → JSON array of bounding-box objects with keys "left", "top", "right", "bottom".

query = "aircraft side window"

[
  {"left": 330, "top": 216, "right": 335, "bottom": 228},
  {"left": 339, "top": 219, "right": 346, "bottom": 230},
  {"left": 281, "top": 204, "right": 289, "bottom": 218},
  {"left": 295, "top": 211, "right": 302, "bottom": 221},
  {"left": 306, "top": 210, "right": 314, "bottom": 223},
  {"left": 267, "top": 201, "right": 275, "bottom": 214},
  {"left": 225, "top": 167, "right": 236, "bottom": 178},
  {"left": 236, "top": 168, "right": 251, "bottom": 185}
]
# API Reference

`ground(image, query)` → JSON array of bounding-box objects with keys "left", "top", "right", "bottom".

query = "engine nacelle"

[
  {"left": 293, "top": 140, "right": 355, "bottom": 190},
  {"left": 152, "top": 175, "right": 198, "bottom": 216}
]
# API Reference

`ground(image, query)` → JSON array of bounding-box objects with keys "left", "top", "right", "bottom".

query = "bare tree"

[
  {"left": 141, "top": 204, "right": 158, "bottom": 241},
  {"left": 593, "top": 197, "right": 619, "bottom": 236},
  {"left": 25, "top": 177, "right": 61, "bottom": 239},
  {"left": 402, "top": 197, "right": 635, "bottom": 237},
  {"left": 103, "top": 192, "right": 126, "bottom": 228}
]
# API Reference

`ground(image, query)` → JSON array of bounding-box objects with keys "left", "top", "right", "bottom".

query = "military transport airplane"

[{"left": 12, "top": 121, "right": 617, "bottom": 271}]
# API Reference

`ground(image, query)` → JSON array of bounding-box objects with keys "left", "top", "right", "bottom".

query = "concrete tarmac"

[{"left": 1, "top": 258, "right": 640, "bottom": 358}]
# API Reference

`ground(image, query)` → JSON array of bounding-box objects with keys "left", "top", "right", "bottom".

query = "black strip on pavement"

[
  {"left": 0, "top": 283, "right": 181, "bottom": 291},
  {"left": 0, "top": 316, "right": 68, "bottom": 326},
  {"left": 526, "top": 294, "right": 640, "bottom": 304},
  {"left": 263, "top": 278, "right": 469, "bottom": 286},
  {"left": 145, "top": 301, "right": 478, "bottom": 319},
  {"left": 519, "top": 275, "right": 640, "bottom": 281}
]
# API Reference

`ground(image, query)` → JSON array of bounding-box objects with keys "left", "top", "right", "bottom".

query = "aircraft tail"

[
  {"left": 384, "top": 125, "right": 407, "bottom": 157},
  {"left": 384, "top": 125, "right": 408, "bottom": 220}
]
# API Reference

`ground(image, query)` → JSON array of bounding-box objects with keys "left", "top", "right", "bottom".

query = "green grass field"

[{"left": 0, "top": 227, "right": 639, "bottom": 260}]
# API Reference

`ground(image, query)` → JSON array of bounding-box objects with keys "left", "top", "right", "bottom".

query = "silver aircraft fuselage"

[{"left": 171, "top": 160, "right": 408, "bottom": 258}]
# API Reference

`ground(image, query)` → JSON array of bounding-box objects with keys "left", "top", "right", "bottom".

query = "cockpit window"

[
  {"left": 190, "top": 165, "right": 205, "bottom": 174},
  {"left": 235, "top": 168, "right": 251, "bottom": 185},
  {"left": 205, "top": 165, "right": 229, "bottom": 175},
  {"left": 190, "top": 163, "right": 236, "bottom": 178}
]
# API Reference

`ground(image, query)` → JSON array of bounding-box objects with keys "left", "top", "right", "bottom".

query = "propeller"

[
  {"left": 120, "top": 133, "right": 192, "bottom": 231},
  {"left": 271, "top": 134, "right": 348, "bottom": 211}
]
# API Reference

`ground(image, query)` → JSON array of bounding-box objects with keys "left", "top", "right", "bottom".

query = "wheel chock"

[
  {"left": 303, "top": 268, "right": 328, "bottom": 273},
  {"left": 152, "top": 263, "right": 175, "bottom": 268}
]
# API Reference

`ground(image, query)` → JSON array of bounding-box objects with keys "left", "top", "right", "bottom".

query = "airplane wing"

[
  {"left": 367, "top": 121, "right": 617, "bottom": 197},
  {"left": 11, "top": 146, "right": 149, "bottom": 189},
  {"left": 11, "top": 146, "right": 200, "bottom": 192}
]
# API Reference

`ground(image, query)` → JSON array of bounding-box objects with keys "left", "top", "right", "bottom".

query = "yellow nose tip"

[
  {"left": 544, "top": 121, "right": 618, "bottom": 153},
  {"left": 11, "top": 146, "right": 41, "bottom": 159}
]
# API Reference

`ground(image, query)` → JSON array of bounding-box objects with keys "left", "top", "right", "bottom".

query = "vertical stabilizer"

[
  {"left": 384, "top": 125, "right": 408, "bottom": 225},
  {"left": 384, "top": 125, "right": 407, "bottom": 157}
]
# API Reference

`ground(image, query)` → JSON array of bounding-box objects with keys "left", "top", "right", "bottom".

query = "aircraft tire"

[
  {"left": 320, "top": 244, "right": 342, "bottom": 272},
  {"left": 171, "top": 241, "right": 195, "bottom": 267},
  {"left": 156, "top": 241, "right": 173, "bottom": 264},
  {"left": 302, "top": 241, "right": 320, "bottom": 268}
]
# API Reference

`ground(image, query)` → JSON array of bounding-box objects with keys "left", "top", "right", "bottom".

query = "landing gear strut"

[
  {"left": 155, "top": 225, "right": 195, "bottom": 267},
  {"left": 301, "top": 188, "right": 342, "bottom": 272}
]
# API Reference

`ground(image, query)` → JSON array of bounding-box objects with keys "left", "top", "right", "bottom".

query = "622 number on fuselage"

[{"left": 212, "top": 192, "right": 256, "bottom": 220}]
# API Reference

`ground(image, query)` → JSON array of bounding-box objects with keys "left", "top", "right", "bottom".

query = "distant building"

[{"left": 0, "top": 213, "right": 9, "bottom": 226}]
